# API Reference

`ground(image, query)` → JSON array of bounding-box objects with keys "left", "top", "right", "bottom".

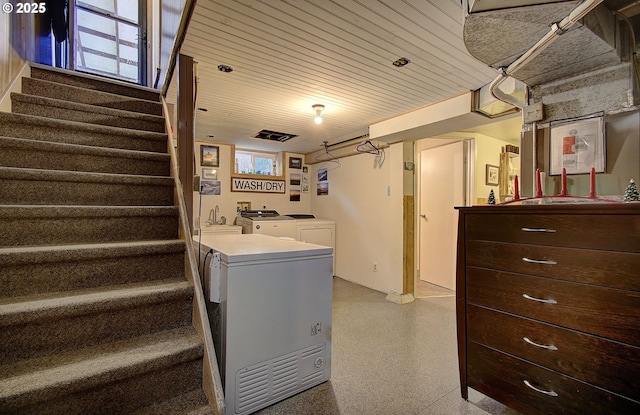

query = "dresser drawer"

[
  {"left": 465, "top": 214, "right": 640, "bottom": 252},
  {"left": 466, "top": 240, "right": 640, "bottom": 291},
  {"left": 467, "top": 267, "right": 640, "bottom": 347},
  {"left": 467, "top": 305, "right": 640, "bottom": 400},
  {"left": 467, "top": 342, "right": 640, "bottom": 415}
]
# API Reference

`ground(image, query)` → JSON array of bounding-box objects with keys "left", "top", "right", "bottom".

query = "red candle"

[
  {"left": 535, "top": 169, "right": 542, "bottom": 198},
  {"left": 560, "top": 168, "right": 567, "bottom": 197},
  {"left": 589, "top": 167, "right": 596, "bottom": 198},
  {"left": 514, "top": 175, "right": 520, "bottom": 200}
]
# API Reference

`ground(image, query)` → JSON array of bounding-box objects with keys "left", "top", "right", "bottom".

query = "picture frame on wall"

[
  {"left": 549, "top": 114, "right": 605, "bottom": 175},
  {"left": 201, "top": 145, "right": 219, "bottom": 167},
  {"left": 200, "top": 180, "right": 221, "bottom": 195},
  {"left": 485, "top": 164, "right": 499, "bottom": 186},
  {"left": 289, "top": 157, "right": 302, "bottom": 169},
  {"left": 202, "top": 168, "right": 217, "bottom": 180}
]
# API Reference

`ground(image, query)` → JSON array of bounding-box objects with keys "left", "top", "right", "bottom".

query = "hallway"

[{"left": 255, "top": 277, "right": 521, "bottom": 415}]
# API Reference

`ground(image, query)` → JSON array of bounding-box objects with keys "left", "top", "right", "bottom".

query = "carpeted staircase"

[{"left": 0, "top": 66, "right": 216, "bottom": 414}]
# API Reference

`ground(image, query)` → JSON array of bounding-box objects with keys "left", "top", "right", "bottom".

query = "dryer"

[{"left": 286, "top": 214, "right": 336, "bottom": 274}]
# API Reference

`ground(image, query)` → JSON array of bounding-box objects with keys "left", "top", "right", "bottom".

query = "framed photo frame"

[
  {"left": 549, "top": 115, "right": 605, "bottom": 175},
  {"left": 200, "top": 180, "right": 221, "bottom": 195},
  {"left": 485, "top": 164, "right": 499, "bottom": 186},
  {"left": 202, "top": 168, "right": 217, "bottom": 180},
  {"left": 289, "top": 157, "right": 302, "bottom": 169},
  {"left": 200, "top": 145, "right": 219, "bottom": 167}
]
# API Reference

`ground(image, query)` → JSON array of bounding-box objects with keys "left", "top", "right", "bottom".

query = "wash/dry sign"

[{"left": 231, "top": 178, "right": 285, "bottom": 193}]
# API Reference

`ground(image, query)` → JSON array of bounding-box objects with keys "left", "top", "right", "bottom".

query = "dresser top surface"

[{"left": 457, "top": 203, "right": 640, "bottom": 215}]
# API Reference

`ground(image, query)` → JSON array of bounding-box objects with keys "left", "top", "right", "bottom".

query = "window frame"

[{"left": 231, "top": 146, "right": 284, "bottom": 180}]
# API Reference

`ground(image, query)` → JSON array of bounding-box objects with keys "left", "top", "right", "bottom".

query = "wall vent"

[{"left": 253, "top": 129, "right": 298, "bottom": 142}]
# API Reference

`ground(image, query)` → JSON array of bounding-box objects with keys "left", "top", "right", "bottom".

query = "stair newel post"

[{"left": 177, "top": 53, "right": 196, "bottom": 233}]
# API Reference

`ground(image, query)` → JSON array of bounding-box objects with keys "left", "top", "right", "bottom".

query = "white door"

[{"left": 419, "top": 141, "right": 465, "bottom": 290}]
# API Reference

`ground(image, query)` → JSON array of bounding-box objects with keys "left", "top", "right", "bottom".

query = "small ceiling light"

[
  {"left": 217, "top": 64, "right": 233, "bottom": 73},
  {"left": 392, "top": 57, "right": 411, "bottom": 67},
  {"left": 312, "top": 104, "right": 325, "bottom": 124}
]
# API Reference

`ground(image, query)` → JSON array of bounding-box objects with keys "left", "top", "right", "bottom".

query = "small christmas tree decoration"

[
  {"left": 623, "top": 179, "right": 640, "bottom": 202},
  {"left": 488, "top": 189, "right": 496, "bottom": 205}
]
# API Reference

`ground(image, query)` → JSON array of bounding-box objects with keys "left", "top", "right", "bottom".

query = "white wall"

[
  {"left": 193, "top": 142, "right": 311, "bottom": 229},
  {"left": 474, "top": 134, "right": 519, "bottom": 203},
  {"left": 309, "top": 143, "right": 404, "bottom": 295}
]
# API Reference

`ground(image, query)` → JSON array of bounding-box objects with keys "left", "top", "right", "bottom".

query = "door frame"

[{"left": 414, "top": 138, "right": 474, "bottom": 291}]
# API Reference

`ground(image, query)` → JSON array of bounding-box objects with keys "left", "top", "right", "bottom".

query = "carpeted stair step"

[
  {"left": 0, "top": 205, "right": 179, "bottom": 247},
  {"left": 22, "top": 77, "right": 164, "bottom": 116},
  {"left": 11, "top": 93, "right": 166, "bottom": 133},
  {"left": 0, "top": 136, "right": 171, "bottom": 176},
  {"left": 0, "top": 112, "right": 168, "bottom": 153},
  {"left": 30, "top": 64, "right": 161, "bottom": 102},
  {"left": 0, "top": 167, "right": 174, "bottom": 206},
  {"left": 0, "top": 240, "right": 186, "bottom": 299},
  {"left": 130, "top": 388, "right": 214, "bottom": 415},
  {"left": 0, "top": 327, "right": 205, "bottom": 415},
  {"left": 0, "top": 280, "right": 194, "bottom": 366}
]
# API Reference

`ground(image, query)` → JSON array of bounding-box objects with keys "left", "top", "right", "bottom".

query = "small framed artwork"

[
  {"left": 201, "top": 145, "right": 219, "bottom": 167},
  {"left": 549, "top": 115, "right": 605, "bottom": 175},
  {"left": 485, "top": 164, "right": 499, "bottom": 186},
  {"left": 318, "top": 167, "right": 328, "bottom": 182},
  {"left": 289, "top": 157, "right": 302, "bottom": 169},
  {"left": 202, "top": 168, "right": 217, "bottom": 180},
  {"left": 290, "top": 173, "right": 301, "bottom": 186},
  {"left": 290, "top": 188, "right": 301, "bottom": 202},
  {"left": 200, "top": 180, "right": 221, "bottom": 195}
]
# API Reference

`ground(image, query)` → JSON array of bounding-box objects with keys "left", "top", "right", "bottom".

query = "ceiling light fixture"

[
  {"left": 312, "top": 104, "right": 325, "bottom": 124},
  {"left": 392, "top": 57, "right": 411, "bottom": 67},
  {"left": 217, "top": 64, "right": 233, "bottom": 73}
]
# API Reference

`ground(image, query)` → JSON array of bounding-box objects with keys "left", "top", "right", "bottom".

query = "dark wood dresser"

[{"left": 455, "top": 203, "right": 640, "bottom": 415}]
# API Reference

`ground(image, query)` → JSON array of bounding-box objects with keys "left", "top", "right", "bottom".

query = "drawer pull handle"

[
  {"left": 523, "top": 294, "right": 557, "bottom": 304},
  {"left": 521, "top": 227, "right": 556, "bottom": 233},
  {"left": 523, "top": 337, "right": 558, "bottom": 351},
  {"left": 522, "top": 257, "right": 557, "bottom": 265},
  {"left": 523, "top": 380, "right": 558, "bottom": 397}
]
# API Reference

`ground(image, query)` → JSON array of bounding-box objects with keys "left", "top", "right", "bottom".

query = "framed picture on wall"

[
  {"left": 202, "top": 168, "right": 217, "bottom": 180},
  {"left": 289, "top": 157, "right": 302, "bottom": 169},
  {"left": 549, "top": 114, "right": 605, "bottom": 175},
  {"left": 201, "top": 145, "right": 219, "bottom": 167},
  {"left": 485, "top": 164, "right": 499, "bottom": 186}
]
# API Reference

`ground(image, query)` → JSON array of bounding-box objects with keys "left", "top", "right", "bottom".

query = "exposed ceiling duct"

[{"left": 463, "top": 0, "right": 618, "bottom": 89}]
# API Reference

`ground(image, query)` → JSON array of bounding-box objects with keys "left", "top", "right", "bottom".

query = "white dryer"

[{"left": 287, "top": 214, "right": 336, "bottom": 274}]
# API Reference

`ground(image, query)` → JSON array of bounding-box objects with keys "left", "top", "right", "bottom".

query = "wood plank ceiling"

[{"left": 167, "top": 0, "right": 503, "bottom": 153}]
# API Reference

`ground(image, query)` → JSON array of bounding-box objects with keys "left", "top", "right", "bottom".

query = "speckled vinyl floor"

[{"left": 254, "top": 277, "right": 522, "bottom": 415}]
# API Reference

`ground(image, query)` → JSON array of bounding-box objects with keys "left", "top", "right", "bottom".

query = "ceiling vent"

[{"left": 252, "top": 129, "right": 298, "bottom": 142}]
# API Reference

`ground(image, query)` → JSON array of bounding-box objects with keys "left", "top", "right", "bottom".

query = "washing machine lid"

[
  {"left": 285, "top": 214, "right": 316, "bottom": 219},
  {"left": 238, "top": 209, "right": 293, "bottom": 220}
]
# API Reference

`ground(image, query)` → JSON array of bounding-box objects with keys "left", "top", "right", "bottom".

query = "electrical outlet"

[
  {"left": 311, "top": 322, "right": 321, "bottom": 336},
  {"left": 373, "top": 263, "right": 378, "bottom": 272}
]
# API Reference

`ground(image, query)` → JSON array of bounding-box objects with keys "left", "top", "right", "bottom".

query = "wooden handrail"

[{"left": 161, "top": 96, "right": 225, "bottom": 415}]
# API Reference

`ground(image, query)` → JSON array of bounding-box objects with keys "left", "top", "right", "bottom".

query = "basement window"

[{"left": 233, "top": 148, "right": 283, "bottom": 177}]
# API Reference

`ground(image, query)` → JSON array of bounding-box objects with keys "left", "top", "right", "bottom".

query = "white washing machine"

[{"left": 234, "top": 210, "right": 297, "bottom": 238}]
